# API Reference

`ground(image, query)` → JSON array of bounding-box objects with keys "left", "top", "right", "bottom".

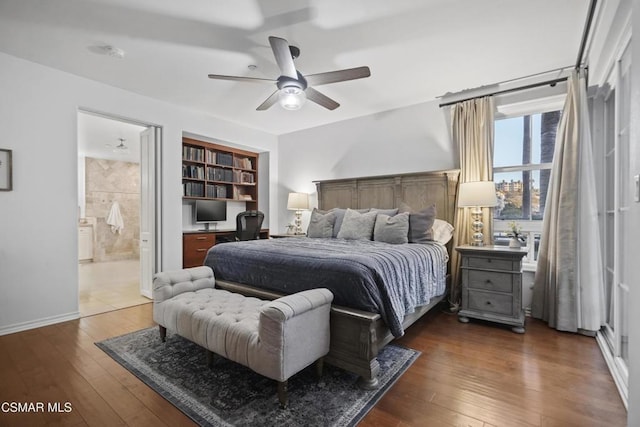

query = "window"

[
  {"left": 494, "top": 112, "right": 560, "bottom": 220},
  {"left": 493, "top": 110, "right": 561, "bottom": 262}
]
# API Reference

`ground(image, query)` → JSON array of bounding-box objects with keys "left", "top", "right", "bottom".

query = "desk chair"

[{"left": 236, "top": 210, "right": 264, "bottom": 241}]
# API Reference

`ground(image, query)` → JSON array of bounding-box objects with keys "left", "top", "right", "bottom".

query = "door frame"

[{"left": 77, "top": 108, "right": 163, "bottom": 300}]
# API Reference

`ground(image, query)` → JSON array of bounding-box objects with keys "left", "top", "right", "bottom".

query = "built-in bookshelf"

[{"left": 182, "top": 137, "right": 258, "bottom": 209}]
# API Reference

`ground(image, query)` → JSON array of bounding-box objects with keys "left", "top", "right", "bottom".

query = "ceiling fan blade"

[
  {"left": 268, "top": 36, "right": 298, "bottom": 79},
  {"left": 256, "top": 90, "right": 280, "bottom": 111},
  {"left": 305, "top": 66, "right": 371, "bottom": 86},
  {"left": 305, "top": 87, "right": 340, "bottom": 110},
  {"left": 208, "top": 74, "right": 275, "bottom": 84}
]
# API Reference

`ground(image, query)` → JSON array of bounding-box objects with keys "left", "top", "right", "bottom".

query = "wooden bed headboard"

[
  {"left": 315, "top": 169, "right": 460, "bottom": 275},
  {"left": 314, "top": 169, "right": 460, "bottom": 225}
]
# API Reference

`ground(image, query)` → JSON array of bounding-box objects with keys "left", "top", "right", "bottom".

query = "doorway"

[{"left": 77, "top": 111, "right": 161, "bottom": 317}]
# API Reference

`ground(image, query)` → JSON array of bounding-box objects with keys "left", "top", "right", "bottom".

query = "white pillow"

[{"left": 432, "top": 219, "right": 454, "bottom": 245}]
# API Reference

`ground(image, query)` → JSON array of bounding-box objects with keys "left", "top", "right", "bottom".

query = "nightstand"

[{"left": 455, "top": 245, "right": 528, "bottom": 333}]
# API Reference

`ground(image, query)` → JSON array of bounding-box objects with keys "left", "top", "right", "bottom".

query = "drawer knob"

[
  {"left": 197, "top": 249, "right": 207, "bottom": 252},
  {"left": 485, "top": 301, "right": 492, "bottom": 305},
  {"left": 196, "top": 237, "right": 207, "bottom": 240}
]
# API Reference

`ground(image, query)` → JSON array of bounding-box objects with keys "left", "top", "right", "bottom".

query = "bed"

[{"left": 205, "top": 169, "right": 460, "bottom": 388}]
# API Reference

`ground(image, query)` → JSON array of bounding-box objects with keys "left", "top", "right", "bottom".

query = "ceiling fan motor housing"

[{"left": 277, "top": 72, "right": 307, "bottom": 91}]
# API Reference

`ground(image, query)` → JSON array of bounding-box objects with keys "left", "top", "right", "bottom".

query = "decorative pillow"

[
  {"left": 373, "top": 213, "right": 409, "bottom": 244},
  {"left": 398, "top": 202, "right": 437, "bottom": 243},
  {"left": 307, "top": 208, "right": 336, "bottom": 238},
  {"left": 329, "top": 208, "right": 370, "bottom": 238},
  {"left": 327, "top": 208, "right": 346, "bottom": 237},
  {"left": 370, "top": 208, "right": 399, "bottom": 217},
  {"left": 432, "top": 219, "right": 454, "bottom": 245},
  {"left": 336, "top": 208, "right": 377, "bottom": 240}
]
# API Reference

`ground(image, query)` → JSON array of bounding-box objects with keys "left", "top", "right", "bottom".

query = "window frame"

[{"left": 492, "top": 96, "right": 565, "bottom": 266}]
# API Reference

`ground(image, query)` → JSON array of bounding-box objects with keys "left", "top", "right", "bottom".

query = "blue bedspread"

[{"left": 204, "top": 238, "right": 447, "bottom": 337}]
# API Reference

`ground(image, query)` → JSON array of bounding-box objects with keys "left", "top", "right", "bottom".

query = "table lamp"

[
  {"left": 287, "top": 192, "right": 309, "bottom": 235},
  {"left": 457, "top": 181, "right": 498, "bottom": 246}
]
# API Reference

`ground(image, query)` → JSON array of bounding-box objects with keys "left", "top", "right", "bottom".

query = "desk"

[{"left": 183, "top": 229, "right": 270, "bottom": 268}]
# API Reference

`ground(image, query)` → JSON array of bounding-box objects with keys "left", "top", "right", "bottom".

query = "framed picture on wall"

[{"left": 0, "top": 149, "right": 13, "bottom": 191}]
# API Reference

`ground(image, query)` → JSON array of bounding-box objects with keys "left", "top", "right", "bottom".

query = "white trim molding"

[
  {"left": 0, "top": 311, "right": 80, "bottom": 336},
  {"left": 596, "top": 331, "right": 629, "bottom": 410}
]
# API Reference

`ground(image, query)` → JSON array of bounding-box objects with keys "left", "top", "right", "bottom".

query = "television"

[{"left": 195, "top": 200, "right": 227, "bottom": 231}]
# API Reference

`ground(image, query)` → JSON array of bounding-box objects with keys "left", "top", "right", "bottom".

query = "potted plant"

[{"left": 508, "top": 221, "right": 525, "bottom": 248}]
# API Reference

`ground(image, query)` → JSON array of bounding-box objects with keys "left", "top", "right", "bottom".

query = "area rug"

[{"left": 96, "top": 327, "right": 419, "bottom": 426}]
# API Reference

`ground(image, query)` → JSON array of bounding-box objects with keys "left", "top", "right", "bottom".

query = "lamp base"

[
  {"left": 294, "top": 210, "right": 303, "bottom": 235},
  {"left": 470, "top": 208, "right": 484, "bottom": 246}
]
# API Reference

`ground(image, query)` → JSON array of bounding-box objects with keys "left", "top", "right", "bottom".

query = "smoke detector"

[{"left": 90, "top": 44, "right": 125, "bottom": 59}]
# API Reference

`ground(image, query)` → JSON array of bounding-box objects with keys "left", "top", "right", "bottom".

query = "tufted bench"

[{"left": 152, "top": 266, "right": 333, "bottom": 408}]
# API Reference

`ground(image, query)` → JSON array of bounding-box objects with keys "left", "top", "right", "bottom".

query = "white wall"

[
  {"left": 276, "top": 100, "right": 455, "bottom": 232},
  {"left": 0, "top": 52, "right": 278, "bottom": 334}
]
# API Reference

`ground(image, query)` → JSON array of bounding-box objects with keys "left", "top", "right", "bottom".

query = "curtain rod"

[
  {"left": 438, "top": 76, "right": 568, "bottom": 108},
  {"left": 576, "top": 0, "right": 598, "bottom": 70},
  {"left": 439, "top": 0, "right": 597, "bottom": 108}
]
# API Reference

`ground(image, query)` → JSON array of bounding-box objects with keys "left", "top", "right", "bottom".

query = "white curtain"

[
  {"left": 450, "top": 96, "right": 495, "bottom": 306},
  {"left": 532, "top": 70, "right": 604, "bottom": 333}
]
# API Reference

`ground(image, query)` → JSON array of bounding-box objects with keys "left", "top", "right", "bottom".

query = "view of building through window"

[{"left": 493, "top": 111, "right": 561, "bottom": 220}]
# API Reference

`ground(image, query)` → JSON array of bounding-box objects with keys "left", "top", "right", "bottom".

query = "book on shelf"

[
  {"left": 182, "top": 164, "right": 204, "bottom": 179},
  {"left": 215, "top": 185, "right": 228, "bottom": 198},
  {"left": 240, "top": 171, "right": 255, "bottom": 183},
  {"left": 206, "top": 150, "right": 216, "bottom": 164},
  {"left": 216, "top": 152, "right": 233, "bottom": 166},
  {"left": 183, "top": 182, "right": 204, "bottom": 197},
  {"left": 183, "top": 146, "right": 204, "bottom": 162},
  {"left": 234, "top": 157, "right": 253, "bottom": 169},
  {"left": 233, "top": 170, "right": 255, "bottom": 183},
  {"left": 209, "top": 167, "right": 233, "bottom": 182}
]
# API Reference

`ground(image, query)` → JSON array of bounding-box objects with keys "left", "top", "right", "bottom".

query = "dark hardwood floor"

[{"left": 0, "top": 303, "right": 627, "bottom": 426}]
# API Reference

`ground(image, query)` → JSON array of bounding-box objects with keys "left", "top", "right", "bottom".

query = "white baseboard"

[
  {"left": 596, "top": 331, "right": 629, "bottom": 410},
  {"left": 0, "top": 311, "right": 81, "bottom": 336}
]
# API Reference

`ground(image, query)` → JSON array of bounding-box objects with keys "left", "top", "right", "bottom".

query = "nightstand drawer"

[
  {"left": 467, "top": 270, "right": 514, "bottom": 293},
  {"left": 467, "top": 290, "right": 513, "bottom": 316},
  {"left": 466, "top": 256, "right": 514, "bottom": 272}
]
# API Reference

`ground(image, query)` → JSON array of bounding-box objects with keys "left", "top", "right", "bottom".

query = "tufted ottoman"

[{"left": 152, "top": 266, "right": 333, "bottom": 408}]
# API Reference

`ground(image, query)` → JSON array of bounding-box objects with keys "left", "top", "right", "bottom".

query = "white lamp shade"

[
  {"left": 287, "top": 192, "right": 309, "bottom": 210},
  {"left": 457, "top": 181, "right": 498, "bottom": 207}
]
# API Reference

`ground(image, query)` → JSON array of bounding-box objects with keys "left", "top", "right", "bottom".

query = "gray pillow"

[
  {"left": 374, "top": 213, "right": 409, "bottom": 244},
  {"left": 328, "top": 208, "right": 346, "bottom": 237},
  {"left": 328, "top": 208, "right": 370, "bottom": 237},
  {"left": 370, "top": 208, "right": 399, "bottom": 217},
  {"left": 336, "top": 208, "right": 377, "bottom": 240},
  {"left": 398, "top": 202, "right": 437, "bottom": 243},
  {"left": 307, "top": 208, "right": 336, "bottom": 238}
]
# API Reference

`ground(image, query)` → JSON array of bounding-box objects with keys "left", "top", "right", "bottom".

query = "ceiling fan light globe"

[{"left": 278, "top": 86, "right": 306, "bottom": 110}]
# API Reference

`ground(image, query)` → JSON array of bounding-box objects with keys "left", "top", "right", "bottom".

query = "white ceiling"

[
  {"left": 0, "top": 0, "right": 590, "bottom": 135},
  {"left": 78, "top": 112, "right": 147, "bottom": 163}
]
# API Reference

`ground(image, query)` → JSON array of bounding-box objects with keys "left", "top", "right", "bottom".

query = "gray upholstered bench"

[{"left": 152, "top": 266, "right": 333, "bottom": 408}]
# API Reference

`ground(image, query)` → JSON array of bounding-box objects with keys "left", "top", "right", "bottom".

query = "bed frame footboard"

[{"left": 214, "top": 279, "right": 445, "bottom": 388}]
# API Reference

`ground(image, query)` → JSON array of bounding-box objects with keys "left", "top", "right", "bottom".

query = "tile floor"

[{"left": 78, "top": 259, "right": 151, "bottom": 317}]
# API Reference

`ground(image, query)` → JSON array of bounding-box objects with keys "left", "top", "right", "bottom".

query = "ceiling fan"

[
  {"left": 208, "top": 36, "right": 371, "bottom": 111},
  {"left": 113, "top": 138, "right": 129, "bottom": 154}
]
